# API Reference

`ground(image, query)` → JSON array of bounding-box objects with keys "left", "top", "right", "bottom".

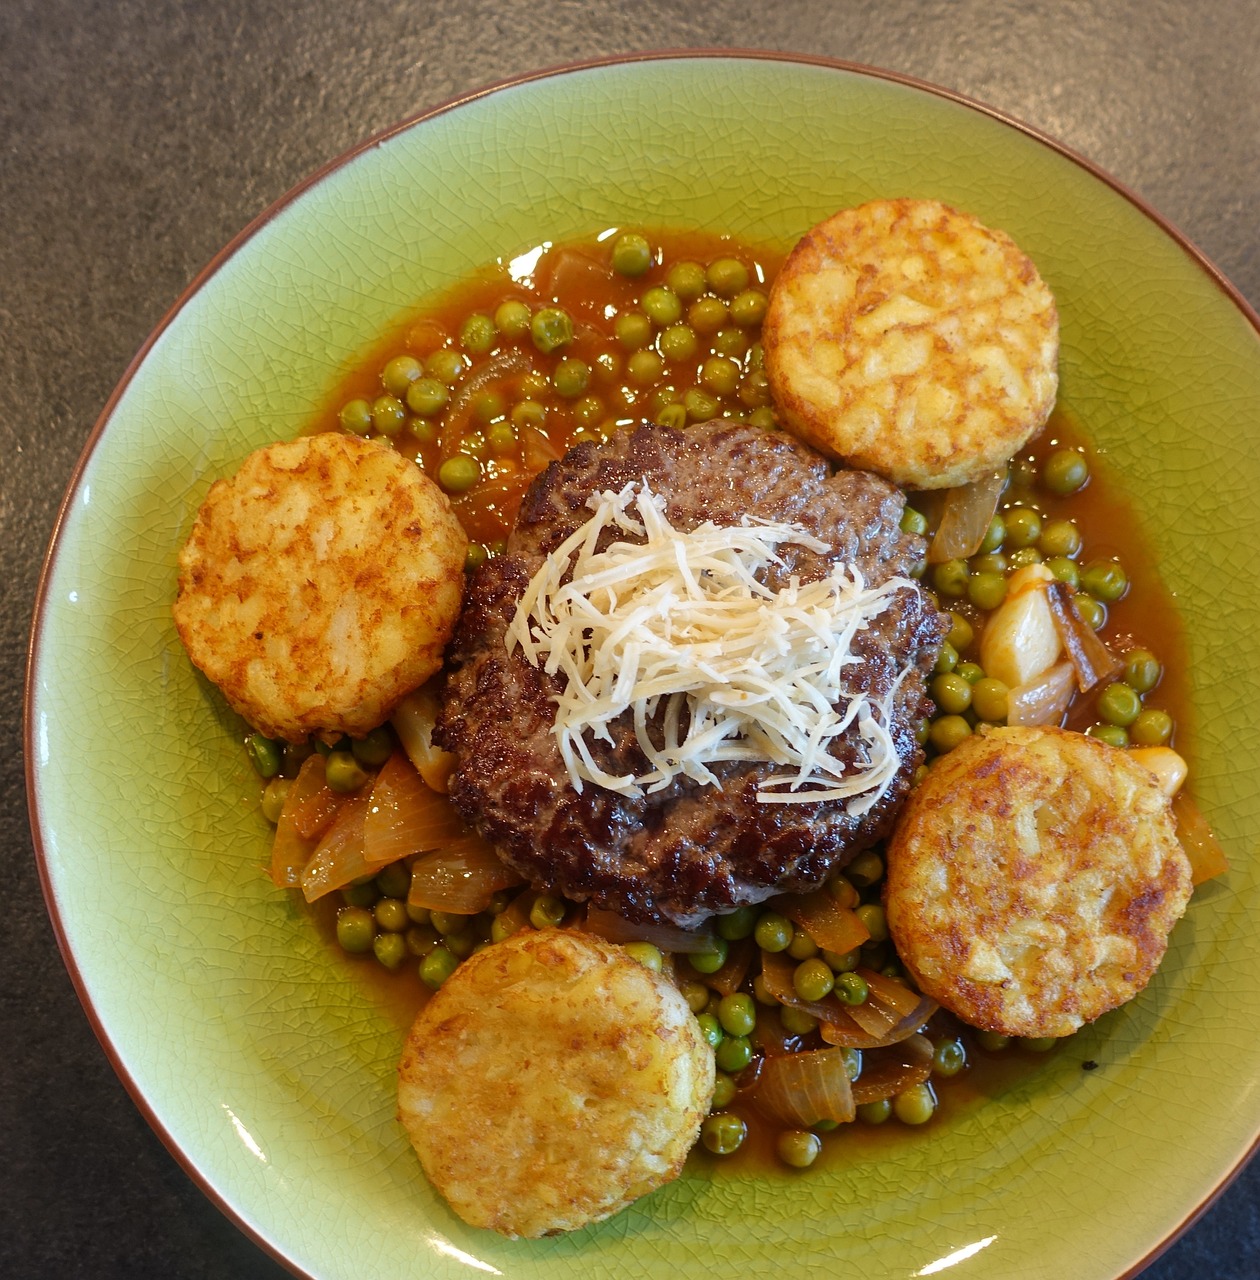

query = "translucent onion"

[
  {"left": 362, "top": 751, "right": 466, "bottom": 864},
  {"left": 850, "top": 1033, "right": 934, "bottom": 1105},
  {"left": 1173, "top": 792, "right": 1230, "bottom": 886},
  {"left": 521, "top": 425, "right": 566, "bottom": 472},
  {"left": 407, "top": 836, "right": 524, "bottom": 914},
  {"left": 300, "top": 793, "right": 373, "bottom": 902},
  {"left": 842, "top": 968, "right": 938, "bottom": 1042},
  {"left": 777, "top": 890, "right": 870, "bottom": 954},
  {"left": 1045, "top": 581, "right": 1124, "bottom": 692},
  {"left": 701, "top": 938, "right": 755, "bottom": 997},
  {"left": 581, "top": 905, "right": 718, "bottom": 955},
  {"left": 927, "top": 469, "right": 1006, "bottom": 563},
  {"left": 1007, "top": 661, "right": 1076, "bottom": 727},
  {"left": 288, "top": 760, "right": 346, "bottom": 842},
  {"left": 441, "top": 352, "right": 533, "bottom": 462},
  {"left": 391, "top": 684, "right": 456, "bottom": 793},
  {"left": 752, "top": 1047, "right": 857, "bottom": 1127},
  {"left": 269, "top": 754, "right": 334, "bottom": 888}
]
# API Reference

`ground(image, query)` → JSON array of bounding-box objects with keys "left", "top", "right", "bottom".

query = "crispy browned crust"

[
  {"left": 173, "top": 433, "right": 466, "bottom": 741},
  {"left": 763, "top": 198, "right": 1058, "bottom": 489},
  {"left": 885, "top": 725, "right": 1192, "bottom": 1038}
]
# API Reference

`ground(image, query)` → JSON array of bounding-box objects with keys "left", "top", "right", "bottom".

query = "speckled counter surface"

[{"left": 3, "top": 2, "right": 1258, "bottom": 1276}]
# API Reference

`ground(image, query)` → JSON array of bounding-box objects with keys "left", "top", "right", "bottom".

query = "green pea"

[
  {"left": 933, "top": 1038, "right": 967, "bottom": 1077},
  {"left": 828, "top": 874, "right": 860, "bottom": 909},
  {"left": 711, "top": 1072, "right": 737, "bottom": 1109},
  {"left": 642, "top": 285, "right": 683, "bottom": 327},
  {"left": 687, "top": 296, "right": 728, "bottom": 333},
  {"left": 970, "top": 552, "right": 1008, "bottom": 575},
  {"left": 611, "top": 232, "right": 653, "bottom": 277},
  {"left": 624, "top": 349, "right": 663, "bottom": 386},
  {"left": 931, "top": 673, "right": 973, "bottom": 715},
  {"left": 976, "top": 1029, "right": 1011, "bottom": 1052},
  {"left": 380, "top": 354, "right": 423, "bottom": 397},
  {"left": 420, "top": 946, "right": 460, "bottom": 990},
  {"left": 529, "top": 895, "right": 566, "bottom": 930},
  {"left": 260, "top": 776, "right": 292, "bottom": 824},
  {"left": 1008, "top": 547, "right": 1043, "bottom": 570},
  {"left": 374, "top": 860, "right": 411, "bottom": 900},
  {"left": 373, "top": 897, "right": 409, "bottom": 934},
  {"left": 336, "top": 906, "right": 375, "bottom": 954},
  {"left": 946, "top": 611, "right": 974, "bottom": 652},
  {"left": 1080, "top": 558, "right": 1129, "bottom": 602},
  {"left": 493, "top": 299, "right": 531, "bottom": 338},
  {"left": 1074, "top": 593, "right": 1107, "bottom": 630},
  {"left": 430, "top": 910, "right": 470, "bottom": 936},
  {"left": 729, "top": 288, "right": 768, "bottom": 326},
  {"left": 929, "top": 714, "right": 972, "bottom": 753},
  {"left": 666, "top": 260, "right": 708, "bottom": 300},
  {"left": 530, "top": 307, "right": 573, "bottom": 354},
  {"left": 1004, "top": 506, "right": 1042, "bottom": 549},
  {"left": 712, "top": 326, "right": 749, "bottom": 358},
  {"left": 752, "top": 975, "right": 777, "bottom": 1006},
  {"left": 371, "top": 395, "right": 407, "bottom": 437},
  {"left": 840, "top": 1047, "right": 862, "bottom": 1082},
  {"left": 350, "top": 725, "right": 394, "bottom": 768},
  {"left": 780, "top": 1005, "right": 818, "bottom": 1036},
  {"left": 405, "top": 923, "right": 439, "bottom": 957},
  {"left": 613, "top": 312, "right": 651, "bottom": 350},
  {"left": 325, "top": 750, "right": 369, "bottom": 793},
  {"left": 338, "top": 397, "right": 373, "bottom": 436},
  {"left": 835, "top": 971, "right": 869, "bottom": 1006},
  {"left": 966, "top": 571, "right": 1006, "bottom": 611},
  {"left": 1046, "top": 556, "right": 1080, "bottom": 588},
  {"left": 1123, "top": 648, "right": 1162, "bottom": 693},
  {"left": 655, "top": 403, "right": 688, "bottom": 430},
  {"left": 1039, "top": 518, "right": 1082, "bottom": 559},
  {"left": 245, "top": 733, "right": 283, "bottom": 779},
  {"left": 680, "top": 980, "right": 710, "bottom": 1013},
  {"left": 707, "top": 257, "right": 750, "bottom": 297},
  {"left": 932, "top": 559, "right": 969, "bottom": 598},
  {"left": 857, "top": 1099, "right": 892, "bottom": 1125},
  {"left": 487, "top": 422, "right": 517, "bottom": 455},
  {"left": 426, "top": 349, "right": 468, "bottom": 385},
  {"left": 857, "top": 903, "right": 889, "bottom": 944},
  {"left": 1042, "top": 448, "right": 1090, "bottom": 495},
  {"left": 696, "top": 1012, "right": 724, "bottom": 1049},
  {"left": 934, "top": 642, "right": 958, "bottom": 675},
  {"left": 893, "top": 1082, "right": 937, "bottom": 1125},
  {"left": 793, "top": 958, "right": 834, "bottom": 1003},
  {"left": 754, "top": 911, "right": 793, "bottom": 953},
  {"left": 659, "top": 323, "right": 699, "bottom": 362},
  {"left": 438, "top": 455, "right": 481, "bottom": 493},
  {"left": 490, "top": 913, "right": 521, "bottom": 943},
  {"left": 1086, "top": 722, "right": 1130, "bottom": 748},
  {"left": 716, "top": 906, "right": 758, "bottom": 940},
  {"left": 747, "top": 407, "right": 777, "bottom": 430},
  {"left": 786, "top": 930, "right": 818, "bottom": 961},
  {"left": 459, "top": 313, "right": 496, "bottom": 354},
  {"left": 464, "top": 543, "right": 488, "bottom": 573},
  {"left": 971, "top": 677, "right": 1010, "bottom": 724},
  {"left": 715, "top": 1035, "right": 753, "bottom": 1073},
  {"left": 825, "top": 947, "right": 861, "bottom": 974},
  {"left": 1097, "top": 681, "right": 1142, "bottom": 727},
  {"left": 777, "top": 1129, "right": 822, "bottom": 1168},
  {"left": 978, "top": 514, "right": 1006, "bottom": 553},
  {"left": 573, "top": 395, "right": 604, "bottom": 428},
  {"left": 700, "top": 1113, "right": 747, "bottom": 1155},
  {"left": 900, "top": 506, "right": 929, "bottom": 536},
  {"left": 955, "top": 661, "right": 984, "bottom": 685},
  {"left": 623, "top": 941, "right": 663, "bottom": 972},
  {"left": 552, "top": 358, "right": 590, "bottom": 399},
  {"left": 1009, "top": 457, "right": 1038, "bottom": 490},
  {"left": 689, "top": 937, "right": 729, "bottom": 974},
  {"left": 403, "top": 377, "right": 446, "bottom": 418},
  {"left": 739, "top": 373, "right": 773, "bottom": 413},
  {"left": 1021, "top": 1036, "right": 1058, "bottom": 1053},
  {"left": 510, "top": 399, "right": 546, "bottom": 430},
  {"left": 700, "top": 355, "right": 741, "bottom": 396},
  {"left": 369, "top": 931, "right": 406, "bottom": 971},
  {"left": 684, "top": 387, "right": 721, "bottom": 422},
  {"left": 1131, "top": 708, "right": 1174, "bottom": 746},
  {"left": 593, "top": 349, "right": 621, "bottom": 381},
  {"left": 341, "top": 880, "right": 378, "bottom": 909}
]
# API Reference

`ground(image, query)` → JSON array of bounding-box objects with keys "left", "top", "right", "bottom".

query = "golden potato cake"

[
  {"left": 885, "top": 725, "right": 1191, "bottom": 1038},
  {"left": 397, "top": 929, "right": 713, "bottom": 1238},
  {"left": 763, "top": 198, "right": 1059, "bottom": 489},
  {"left": 173, "top": 432, "right": 466, "bottom": 742}
]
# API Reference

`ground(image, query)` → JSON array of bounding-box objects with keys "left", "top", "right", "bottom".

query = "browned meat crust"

[{"left": 438, "top": 421, "right": 946, "bottom": 927}]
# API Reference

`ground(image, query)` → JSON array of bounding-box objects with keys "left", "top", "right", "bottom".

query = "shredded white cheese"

[{"left": 506, "top": 481, "right": 917, "bottom": 810}]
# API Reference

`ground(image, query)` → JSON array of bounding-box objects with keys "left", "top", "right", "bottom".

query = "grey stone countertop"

[{"left": 2, "top": 2, "right": 1256, "bottom": 1276}]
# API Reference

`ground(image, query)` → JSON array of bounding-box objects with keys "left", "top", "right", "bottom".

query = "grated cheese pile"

[{"left": 506, "top": 481, "right": 917, "bottom": 809}]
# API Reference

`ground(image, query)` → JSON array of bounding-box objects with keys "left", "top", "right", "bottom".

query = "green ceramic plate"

[{"left": 28, "top": 53, "right": 1260, "bottom": 1280}]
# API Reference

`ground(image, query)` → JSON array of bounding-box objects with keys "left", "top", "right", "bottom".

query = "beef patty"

[{"left": 438, "top": 421, "right": 946, "bottom": 928}]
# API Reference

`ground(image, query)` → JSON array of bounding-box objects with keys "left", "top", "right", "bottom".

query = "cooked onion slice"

[
  {"left": 362, "top": 751, "right": 467, "bottom": 865},
  {"left": 300, "top": 793, "right": 373, "bottom": 902},
  {"left": 850, "top": 1033, "right": 934, "bottom": 1105},
  {"left": 1173, "top": 792, "right": 1230, "bottom": 885},
  {"left": 701, "top": 938, "right": 756, "bottom": 998},
  {"left": 270, "top": 754, "right": 338, "bottom": 888},
  {"left": 391, "top": 684, "right": 457, "bottom": 793},
  {"left": 842, "top": 968, "right": 938, "bottom": 1042},
  {"left": 777, "top": 889, "right": 870, "bottom": 954},
  {"left": 927, "top": 469, "right": 1005, "bottom": 563},
  {"left": 406, "top": 836, "right": 524, "bottom": 914},
  {"left": 1045, "top": 582, "right": 1124, "bottom": 692},
  {"left": 581, "top": 906, "right": 718, "bottom": 955},
  {"left": 1007, "top": 661, "right": 1076, "bottom": 727},
  {"left": 752, "top": 1047, "right": 857, "bottom": 1127}
]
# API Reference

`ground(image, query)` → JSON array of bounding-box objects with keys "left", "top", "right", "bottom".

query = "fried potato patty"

[
  {"left": 397, "top": 930, "right": 713, "bottom": 1238},
  {"left": 885, "top": 725, "right": 1191, "bottom": 1038},
  {"left": 763, "top": 198, "right": 1058, "bottom": 489},
  {"left": 173, "top": 433, "right": 466, "bottom": 742}
]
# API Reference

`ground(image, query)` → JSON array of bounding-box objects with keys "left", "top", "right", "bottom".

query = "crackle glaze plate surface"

[{"left": 27, "top": 53, "right": 1260, "bottom": 1280}]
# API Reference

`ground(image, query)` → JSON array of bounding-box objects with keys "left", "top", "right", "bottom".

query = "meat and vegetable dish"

[{"left": 172, "top": 199, "right": 1229, "bottom": 1238}]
